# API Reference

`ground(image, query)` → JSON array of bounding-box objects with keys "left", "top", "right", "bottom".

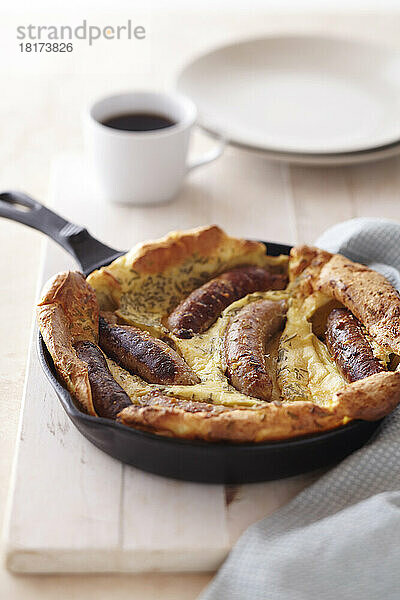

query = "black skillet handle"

[{"left": 0, "top": 191, "right": 123, "bottom": 274}]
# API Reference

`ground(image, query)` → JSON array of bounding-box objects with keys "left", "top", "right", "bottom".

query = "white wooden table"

[{"left": 2, "top": 8, "right": 400, "bottom": 600}]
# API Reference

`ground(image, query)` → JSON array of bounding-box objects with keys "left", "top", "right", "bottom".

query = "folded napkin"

[{"left": 200, "top": 218, "right": 400, "bottom": 600}]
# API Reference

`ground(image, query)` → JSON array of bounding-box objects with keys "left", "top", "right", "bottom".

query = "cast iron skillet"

[{"left": 0, "top": 191, "right": 382, "bottom": 483}]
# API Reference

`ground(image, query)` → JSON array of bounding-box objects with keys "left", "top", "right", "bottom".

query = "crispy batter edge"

[
  {"left": 314, "top": 253, "right": 400, "bottom": 354},
  {"left": 116, "top": 225, "right": 267, "bottom": 275},
  {"left": 117, "top": 369, "right": 400, "bottom": 442},
  {"left": 86, "top": 225, "right": 285, "bottom": 301},
  {"left": 37, "top": 271, "right": 99, "bottom": 415}
]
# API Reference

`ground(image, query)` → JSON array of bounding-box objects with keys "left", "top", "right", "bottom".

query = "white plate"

[
  {"left": 234, "top": 138, "right": 400, "bottom": 166},
  {"left": 177, "top": 35, "right": 400, "bottom": 155}
]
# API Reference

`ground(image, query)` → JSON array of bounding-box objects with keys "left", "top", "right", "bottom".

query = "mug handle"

[{"left": 186, "top": 133, "right": 226, "bottom": 172}]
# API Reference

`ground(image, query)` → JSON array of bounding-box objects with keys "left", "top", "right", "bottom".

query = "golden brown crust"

[
  {"left": 118, "top": 371, "right": 400, "bottom": 442},
  {"left": 120, "top": 225, "right": 265, "bottom": 275},
  {"left": 314, "top": 253, "right": 400, "bottom": 354},
  {"left": 334, "top": 371, "right": 400, "bottom": 421},
  {"left": 38, "top": 271, "right": 99, "bottom": 343},
  {"left": 289, "top": 245, "right": 332, "bottom": 282},
  {"left": 37, "top": 271, "right": 99, "bottom": 415},
  {"left": 37, "top": 232, "right": 400, "bottom": 442},
  {"left": 117, "top": 393, "right": 346, "bottom": 442}
]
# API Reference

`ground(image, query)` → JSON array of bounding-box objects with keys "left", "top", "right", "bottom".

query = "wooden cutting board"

[{"left": 5, "top": 154, "right": 319, "bottom": 573}]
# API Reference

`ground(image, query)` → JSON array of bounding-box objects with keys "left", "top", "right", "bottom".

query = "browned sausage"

[
  {"left": 74, "top": 341, "right": 131, "bottom": 419},
  {"left": 325, "top": 308, "right": 384, "bottom": 382},
  {"left": 99, "top": 317, "right": 200, "bottom": 385},
  {"left": 224, "top": 299, "right": 287, "bottom": 401},
  {"left": 167, "top": 266, "right": 287, "bottom": 338}
]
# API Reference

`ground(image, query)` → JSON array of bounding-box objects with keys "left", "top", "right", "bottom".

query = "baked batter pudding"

[{"left": 37, "top": 225, "right": 400, "bottom": 442}]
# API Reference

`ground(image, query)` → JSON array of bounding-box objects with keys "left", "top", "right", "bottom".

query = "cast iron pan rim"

[{"left": 37, "top": 320, "right": 379, "bottom": 453}]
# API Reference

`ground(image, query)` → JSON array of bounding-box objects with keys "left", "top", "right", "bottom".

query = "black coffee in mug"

[{"left": 101, "top": 112, "right": 176, "bottom": 132}]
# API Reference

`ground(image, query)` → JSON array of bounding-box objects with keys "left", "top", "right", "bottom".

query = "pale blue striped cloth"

[{"left": 200, "top": 219, "right": 400, "bottom": 600}]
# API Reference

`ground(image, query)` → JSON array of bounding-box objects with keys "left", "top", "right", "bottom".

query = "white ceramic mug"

[{"left": 84, "top": 91, "right": 225, "bottom": 205}]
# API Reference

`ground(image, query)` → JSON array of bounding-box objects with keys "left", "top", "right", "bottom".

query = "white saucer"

[
  {"left": 177, "top": 35, "right": 400, "bottom": 157},
  {"left": 231, "top": 138, "right": 400, "bottom": 166}
]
